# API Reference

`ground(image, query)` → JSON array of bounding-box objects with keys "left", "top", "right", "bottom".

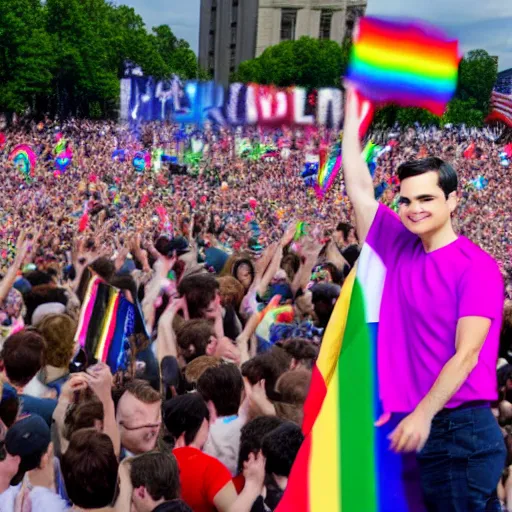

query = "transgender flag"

[{"left": 275, "top": 244, "right": 426, "bottom": 512}]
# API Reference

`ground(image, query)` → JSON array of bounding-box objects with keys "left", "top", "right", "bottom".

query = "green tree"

[
  {"left": 395, "top": 107, "right": 441, "bottom": 127},
  {"left": 0, "top": 0, "right": 56, "bottom": 115},
  {"left": 45, "top": 0, "right": 120, "bottom": 117},
  {"left": 107, "top": 6, "right": 169, "bottom": 80},
  {"left": 442, "top": 98, "right": 483, "bottom": 127},
  {"left": 152, "top": 25, "right": 209, "bottom": 80},
  {"left": 458, "top": 49, "right": 497, "bottom": 113},
  {"left": 232, "top": 36, "right": 349, "bottom": 89}
]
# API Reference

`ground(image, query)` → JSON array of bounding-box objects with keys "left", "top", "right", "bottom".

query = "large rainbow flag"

[
  {"left": 346, "top": 17, "right": 460, "bottom": 116},
  {"left": 275, "top": 244, "right": 425, "bottom": 512}
]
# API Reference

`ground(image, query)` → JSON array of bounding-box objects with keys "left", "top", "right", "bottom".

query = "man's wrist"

[{"left": 415, "top": 400, "right": 437, "bottom": 421}]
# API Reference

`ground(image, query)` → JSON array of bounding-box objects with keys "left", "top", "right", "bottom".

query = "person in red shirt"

[{"left": 164, "top": 394, "right": 264, "bottom": 512}]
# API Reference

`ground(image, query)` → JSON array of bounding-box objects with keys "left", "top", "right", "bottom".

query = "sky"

[{"left": 120, "top": 0, "right": 512, "bottom": 71}]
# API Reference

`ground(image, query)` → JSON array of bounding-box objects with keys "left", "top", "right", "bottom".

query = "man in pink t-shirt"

[{"left": 342, "top": 87, "right": 506, "bottom": 510}]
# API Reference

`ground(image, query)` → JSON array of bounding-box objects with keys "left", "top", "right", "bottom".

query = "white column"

[{"left": 331, "top": 9, "right": 346, "bottom": 44}]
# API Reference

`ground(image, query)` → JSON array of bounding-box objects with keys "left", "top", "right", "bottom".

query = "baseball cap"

[{"left": 6, "top": 415, "right": 51, "bottom": 485}]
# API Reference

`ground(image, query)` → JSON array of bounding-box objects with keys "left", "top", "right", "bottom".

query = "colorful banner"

[{"left": 120, "top": 75, "right": 344, "bottom": 128}]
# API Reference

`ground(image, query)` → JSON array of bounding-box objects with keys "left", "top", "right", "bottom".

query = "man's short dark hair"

[
  {"left": 176, "top": 319, "right": 214, "bottom": 363},
  {"left": 335, "top": 222, "right": 353, "bottom": 241},
  {"left": 23, "top": 270, "right": 53, "bottom": 287},
  {"left": 397, "top": 157, "right": 457, "bottom": 198},
  {"left": 1, "top": 330, "right": 46, "bottom": 387},
  {"left": 275, "top": 338, "right": 319, "bottom": 370},
  {"left": 178, "top": 275, "right": 219, "bottom": 319},
  {"left": 163, "top": 394, "right": 210, "bottom": 446},
  {"left": 130, "top": 452, "right": 180, "bottom": 502},
  {"left": 113, "top": 378, "right": 161, "bottom": 410},
  {"left": 262, "top": 422, "right": 304, "bottom": 477},
  {"left": 241, "top": 352, "right": 284, "bottom": 401},
  {"left": 158, "top": 500, "right": 193, "bottom": 512},
  {"left": 238, "top": 416, "right": 285, "bottom": 473},
  {"left": 197, "top": 363, "right": 243, "bottom": 417},
  {"left": 61, "top": 429, "right": 119, "bottom": 509}
]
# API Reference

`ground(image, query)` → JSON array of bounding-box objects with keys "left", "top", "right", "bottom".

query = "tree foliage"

[
  {"left": 0, "top": 1, "right": 498, "bottom": 128},
  {"left": 458, "top": 49, "right": 498, "bottom": 113},
  {"left": 0, "top": 0, "right": 208, "bottom": 118},
  {"left": 232, "top": 36, "right": 351, "bottom": 90}
]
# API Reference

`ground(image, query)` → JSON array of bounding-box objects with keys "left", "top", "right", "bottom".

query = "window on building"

[
  {"left": 319, "top": 10, "right": 333, "bottom": 39},
  {"left": 231, "top": 0, "right": 239, "bottom": 24},
  {"left": 231, "top": 25, "right": 237, "bottom": 46},
  {"left": 210, "top": 3, "right": 217, "bottom": 31},
  {"left": 208, "top": 54, "right": 215, "bottom": 70},
  {"left": 208, "top": 32, "right": 215, "bottom": 54},
  {"left": 229, "top": 49, "right": 236, "bottom": 70},
  {"left": 280, "top": 8, "right": 297, "bottom": 41},
  {"left": 345, "top": 6, "right": 364, "bottom": 40}
]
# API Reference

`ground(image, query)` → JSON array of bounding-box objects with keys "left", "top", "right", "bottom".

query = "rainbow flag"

[
  {"left": 74, "top": 278, "right": 149, "bottom": 372},
  {"left": 346, "top": 17, "right": 460, "bottom": 116},
  {"left": 275, "top": 245, "right": 426, "bottom": 512},
  {"left": 8, "top": 144, "right": 37, "bottom": 179},
  {"left": 314, "top": 141, "right": 342, "bottom": 199}
]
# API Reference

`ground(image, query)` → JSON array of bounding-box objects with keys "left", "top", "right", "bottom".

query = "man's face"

[
  {"left": 203, "top": 291, "right": 221, "bottom": 320},
  {"left": 346, "top": 228, "right": 357, "bottom": 246},
  {"left": 236, "top": 264, "right": 252, "bottom": 290},
  {"left": 332, "top": 230, "right": 343, "bottom": 245},
  {"left": 117, "top": 393, "right": 162, "bottom": 455},
  {"left": 398, "top": 171, "right": 456, "bottom": 237}
]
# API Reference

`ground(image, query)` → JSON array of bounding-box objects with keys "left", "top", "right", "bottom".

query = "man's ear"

[
  {"left": 135, "top": 486, "right": 146, "bottom": 499},
  {"left": 206, "top": 400, "right": 217, "bottom": 423},
  {"left": 447, "top": 191, "right": 458, "bottom": 213}
]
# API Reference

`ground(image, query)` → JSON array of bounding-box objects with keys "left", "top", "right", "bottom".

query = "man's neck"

[
  {"left": 421, "top": 223, "right": 458, "bottom": 253},
  {"left": 43, "top": 365, "right": 68, "bottom": 384},
  {"left": 0, "top": 474, "right": 13, "bottom": 494}
]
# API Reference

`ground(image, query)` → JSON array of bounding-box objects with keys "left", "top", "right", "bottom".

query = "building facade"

[{"left": 198, "top": 0, "right": 366, "bottom": 86}]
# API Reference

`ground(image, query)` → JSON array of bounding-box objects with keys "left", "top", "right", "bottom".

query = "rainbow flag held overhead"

[
  {"left": 346, "top": 17, "right": 460, "bottom": 116},
  {"left": 74, "top": 277, "right": 149, "bottom": 373},
  {"left": 314, "top": 141, "right": 342, "bottom": 199},
  {"left": 275, "top": 244, "right": 426, "bottom": 512}
]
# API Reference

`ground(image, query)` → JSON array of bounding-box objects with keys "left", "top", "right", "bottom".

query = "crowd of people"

[{"left": 0, "top": 116, "right": 511, "bottom": 511}]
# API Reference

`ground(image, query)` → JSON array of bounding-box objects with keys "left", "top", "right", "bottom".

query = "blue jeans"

[{"left": 417, "top": 406, "right": 506, "bottom": 511}]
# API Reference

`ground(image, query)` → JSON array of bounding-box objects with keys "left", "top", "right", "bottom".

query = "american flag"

[{"left": 486, "top": 76, "right": 512, "bottom": 127}]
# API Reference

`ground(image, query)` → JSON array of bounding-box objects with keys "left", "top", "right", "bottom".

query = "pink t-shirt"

[{"left": 367, "top": 204, "right": 504, "bottom": 413}]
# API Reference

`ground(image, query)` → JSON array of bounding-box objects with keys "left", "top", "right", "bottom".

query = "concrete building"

[{"left": 198, "top": 0, "right": 366, "bottom": 86}]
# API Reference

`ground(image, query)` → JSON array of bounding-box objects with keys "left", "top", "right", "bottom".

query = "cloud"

[
  {"left": 367, "top": 0, "right": 512, "bottom": 70},
  {"left": 120, "top": 0, "right": 512, "bottom": 71},
  {"left": 367, "top": 0, "right": 512, "bottom": 25}
]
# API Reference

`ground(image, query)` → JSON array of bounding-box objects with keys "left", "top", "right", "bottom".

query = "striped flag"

[
  {"left": 275, "top": 244, "right": 426, "bottom": 512},
  {"left": 486, "top": 78, "right": 512, "bottom": 127}
]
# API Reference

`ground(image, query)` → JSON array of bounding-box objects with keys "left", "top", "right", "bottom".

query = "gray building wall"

[
  {"left": 199, "top": 0, "right": 258, "bottom": 86},
  {"left": 199, "top": 0, "right": 365, "bottom": 85}
]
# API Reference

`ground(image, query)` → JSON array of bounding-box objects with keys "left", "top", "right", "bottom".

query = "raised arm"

[
  {"left": 342, "top": 86, "right": 379, "bottom": 243},
  {"left": 0, "top": 230, "right": 30, "bottom": 302}
]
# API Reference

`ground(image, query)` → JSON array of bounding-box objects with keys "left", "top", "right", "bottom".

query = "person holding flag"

[{"left": 341, "top": 85, "right": 506, "bottom": 510}]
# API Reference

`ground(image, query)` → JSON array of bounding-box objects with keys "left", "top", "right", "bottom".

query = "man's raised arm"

[{"left": 341, "top": 87, "right": 379, "bottom": 243}]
